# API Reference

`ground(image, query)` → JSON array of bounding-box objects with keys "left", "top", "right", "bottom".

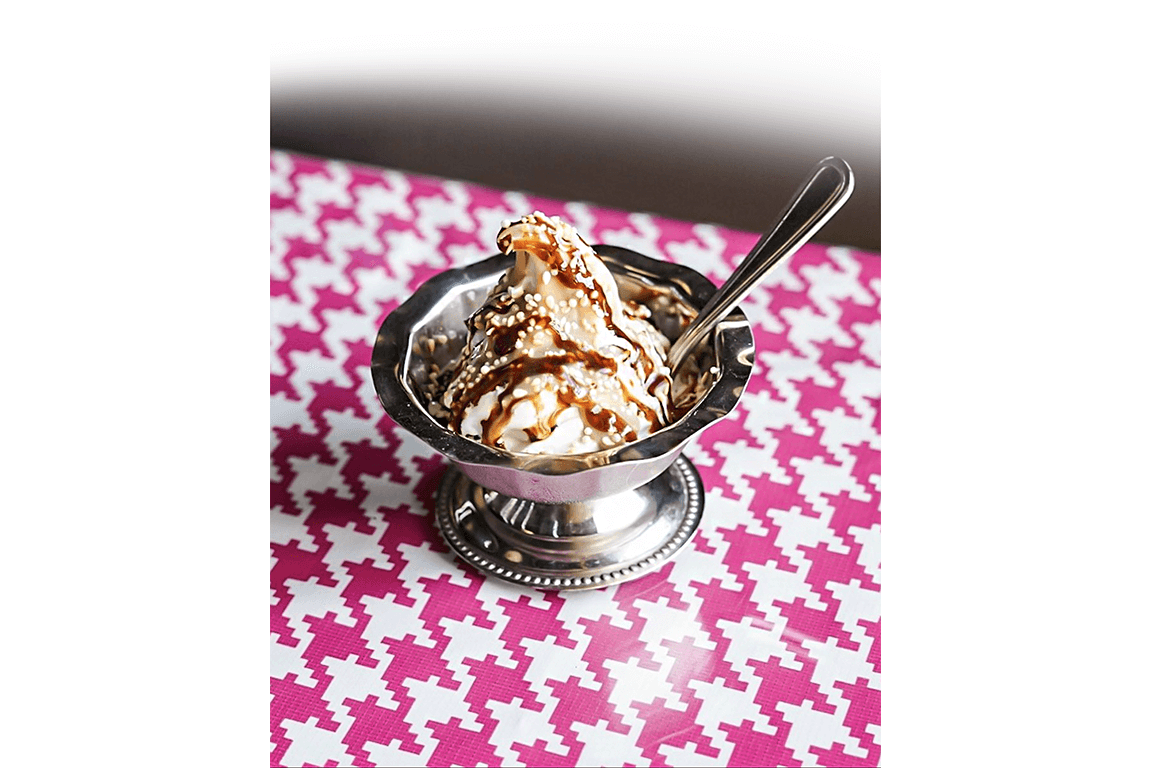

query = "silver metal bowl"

[{"left": 371, "top": 245, "right": 755, "bottom": 589}]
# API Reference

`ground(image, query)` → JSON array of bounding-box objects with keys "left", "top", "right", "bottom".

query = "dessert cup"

[{"left": 371, "top": 245, "right": 755, "bottom": 589}]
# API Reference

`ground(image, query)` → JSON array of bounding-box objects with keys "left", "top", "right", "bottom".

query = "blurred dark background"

[{"left": 271, "top": 84, "right": 880, "bottom": 253}]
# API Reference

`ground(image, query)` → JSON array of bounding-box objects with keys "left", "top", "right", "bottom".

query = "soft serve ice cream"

[{"left": 434, "top": 212, "right": 674, "bottom": 455}]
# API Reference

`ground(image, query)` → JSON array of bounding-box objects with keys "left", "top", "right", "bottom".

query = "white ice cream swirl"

[{"left": 438, "top": 212, "right": 673, "bottom": 454}]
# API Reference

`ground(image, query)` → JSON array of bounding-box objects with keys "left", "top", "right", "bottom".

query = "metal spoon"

[{"left": 665, "top": 156, "right": 855, "bottom": 378}]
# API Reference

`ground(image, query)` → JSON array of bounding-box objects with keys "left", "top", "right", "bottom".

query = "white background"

[
  {"left": 270, "top": 2, "right": 881, "bottom": 152},
  {"left": 6, "top": 1, "right": 1151, "bottom": 766}
]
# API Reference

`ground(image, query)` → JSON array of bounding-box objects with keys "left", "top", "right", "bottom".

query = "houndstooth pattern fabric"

[{"left": 270, "top": 151, "right": 881, "bottom": 767}]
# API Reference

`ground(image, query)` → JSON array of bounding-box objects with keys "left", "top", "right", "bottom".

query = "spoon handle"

[{"left": 666, "top": 156, "right": 855, "bottom": 375}]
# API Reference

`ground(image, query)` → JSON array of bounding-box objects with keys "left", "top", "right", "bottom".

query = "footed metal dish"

[{"left": 371, "top": 244, "right": 755, "bottom": 589}]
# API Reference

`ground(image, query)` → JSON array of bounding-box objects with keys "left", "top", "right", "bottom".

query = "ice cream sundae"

[{"left": 430, "top": 213, "right": 678, "bottom": 455}]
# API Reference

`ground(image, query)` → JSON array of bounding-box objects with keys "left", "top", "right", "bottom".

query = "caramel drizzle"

[
  {"left": 500, "top": 223, "right": 664, "bottom": 382},
  {"left": 450, "top": 325, "right": 660, "bottom": 431},
  {"left": 444, "top": 215, "right": 674, "bottom": 449},
  {"left": 477, "top": 369, "right": 639, "bottom": 450}
]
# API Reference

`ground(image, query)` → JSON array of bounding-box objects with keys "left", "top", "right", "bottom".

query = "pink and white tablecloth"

[{"left": 270, "top": 150, "right": 881, "bottom": 767}]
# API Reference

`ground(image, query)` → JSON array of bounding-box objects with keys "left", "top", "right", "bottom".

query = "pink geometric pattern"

[{"left": 270, "top": 150, "right": 881, "bottom": 767}]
